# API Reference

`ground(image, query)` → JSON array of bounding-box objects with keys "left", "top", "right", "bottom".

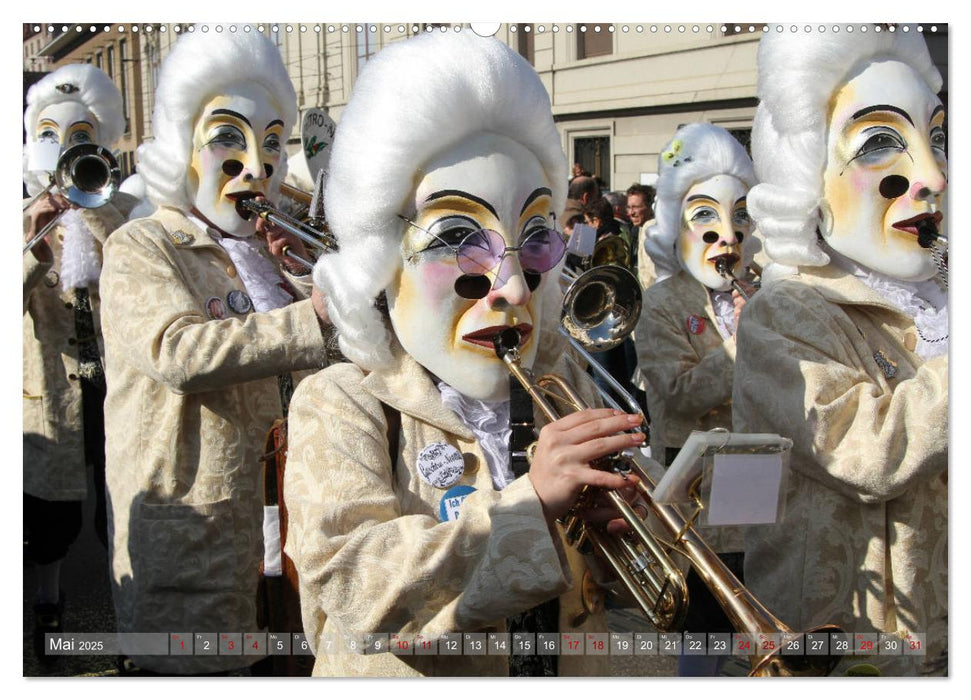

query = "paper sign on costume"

[
  {"left": 27, "top": 140, "right": 61, "bottom": 173},
  {"left": 416, "top": 442, "right": 465, "bottom": 489},
  {"left": 439, "top": 485, "right": 476, "bottom": 522},
  {"left": 706, "top": 453, "right": 784, "bottom": 526}
]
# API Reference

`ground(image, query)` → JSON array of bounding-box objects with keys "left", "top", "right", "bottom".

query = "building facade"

[{"left": 23, "top": 22, "right": 948, "bottom": 193}]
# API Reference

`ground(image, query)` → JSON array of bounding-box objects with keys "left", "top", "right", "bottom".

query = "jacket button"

[
  {"left": 68, "top": 338, "right": 77, "bottom": 345},
  {"left": 904, "top": 332, "right": 917, "bottom": 352},
  {"left": 64, "top": 301, "right": 73, "bottom": 309},
  {"left": 68, "top": 373, "right": 78, "bottom": 381},
  {"left": 226, "top": 265, "right": 237, "bottom": 278}
]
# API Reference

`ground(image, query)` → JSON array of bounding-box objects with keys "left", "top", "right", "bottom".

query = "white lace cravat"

[
  {"left": 708, "top": 289, "right": 736, "bottom": 339},
  {"left": 188, "top": 214, "right": 293, "bottom": 312},
  {"left": 438, "top": 381, "right": 513, "bottom": 490},
  {"left": 59, "top": 208, "right": 101, "bottom": 291},
  {"left": 829, "top": 250, "right": 948, "bottom": 360}
]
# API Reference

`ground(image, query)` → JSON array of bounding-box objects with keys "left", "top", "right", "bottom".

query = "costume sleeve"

[
  {"left": 732, "top": 283, "right": 947, "bottom": 505},
  {"left": 284, "top": 366, "right": 572, "bottom": 649},
  {"left": 636, "top": 300, "right": 734, "bottom": 419},
  {"left": 100, "top": 221, "right": 327, "bottom": 395},
  {"left": 23, "top": 255, "right": 53, "bottom": 312}
]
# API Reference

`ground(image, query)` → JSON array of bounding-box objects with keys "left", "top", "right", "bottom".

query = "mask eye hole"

[
  {"left": 222, "top": 160, "right": 244, "bottom": 177},
  {"left": 735, "top": 231, "right": 745, "bottom": 243},
  {"left": 454, "top": 274, "right": 491, "bottom": 299},
  {"left": 702, "top": 231, "right": 719, "bottom": 244}
]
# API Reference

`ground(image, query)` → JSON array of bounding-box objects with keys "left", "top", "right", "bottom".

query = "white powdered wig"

[
  {"left": 23, "top": 64, "right": 124, "bottom": 196},
  {"left": 316, "top": 32, "right": 568, "bottom": 371},
  {"left": 748, "top": 27, "right": 941, "bottom": 269},
  {"left": 136, "top": 28, "right": 297, "bottom": 210},
  {"left": 645, "top": 123, "right": 757, "bottom": 280}
]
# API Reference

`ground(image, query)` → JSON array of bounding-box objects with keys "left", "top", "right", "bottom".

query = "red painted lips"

[{"left": 893, "top": 211, "right": 943, "bottom": 236}]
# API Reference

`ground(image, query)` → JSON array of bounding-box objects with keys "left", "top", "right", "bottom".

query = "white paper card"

[
  {"left": 706, "top": 452, "right": 784, "bottom": 526},
  {"left": 566, "top": 222, "right": 596, "bottom": 257},
  {"left": 27, "top": 140, "right": 61, "bottom": 173},
  {"left": 262, "top": 505, "right": 282, "bottom": 577}
]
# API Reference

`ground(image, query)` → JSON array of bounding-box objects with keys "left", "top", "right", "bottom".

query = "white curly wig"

[
  {"left": 644, "top": 123, "right": 757, "bottom": 280},
  {"left": 748, "top": 26, "right": 941, "bottom": 270},
  {"left": 315, "top": 31, "right": 568, "bottom": 371},
  {"left": 23, "top": 64, "right": 124, "bottom": 196},
  {"left": 137, "top": 28, "right": 297, "bottom": 210}
]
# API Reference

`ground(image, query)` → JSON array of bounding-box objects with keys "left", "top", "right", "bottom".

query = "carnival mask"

[
  {"left": 188, "top": 81, "right": 285, "bottom": 237},
  {"left": 677, "top": 174, "right": 751, "bottom": 291},
  {"left": 34, "top": 101, "right": 99, "bottom": 148},
  {"left": 821, "top": 59, "right": 946, "bottom": 281},
  {"left": 391, "top": 133, "right": 555, "bottom": 401}
]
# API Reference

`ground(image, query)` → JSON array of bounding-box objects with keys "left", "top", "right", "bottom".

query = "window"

[
  {"left": 573, "top": 136, "right": 611, "bottom": 191},
  {"left": 727, "top": 127, "right": 752, "bottom": 157},
  {"left": 576, "top": 24, "right": 612, "bottom": 60},
  {"left": 356, "top": 26, "right": 377, "bottom": 74},
  {"left": 119, "top": 39, "right": 130, "bottom": 134},
  {"left": 95, "top": 52, "right": 102, "bottom": 70},
  {"left": 106, "top": 45, "right": 114, "bottom": 79},
  {"left": 515, "top": 24, "right": 534, "bottom": 65}
]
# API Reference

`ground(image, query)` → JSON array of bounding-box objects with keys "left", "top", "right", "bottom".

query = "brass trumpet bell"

[
  {"left": 54, "top": 143, "right": 121, "bottom": 209},
  {"left": 561, "top": 265, "right": 642, "bottom": 353}
]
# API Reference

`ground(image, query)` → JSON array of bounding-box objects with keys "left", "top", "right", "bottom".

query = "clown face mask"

[
  {"left": 821, "top": 60, "right": 947, "bottom": 281},
  {"left": 35, "top": 101, "right": 99, "bottom": 149},
  {"left": 677, "top": 174, "right": 751, "bottom": 291},
  {"left": 390, "top": 133, "right": 557, "bottom": 401},
  {"left": 188, "top": 81, "right": 285, "bottom": 237}
]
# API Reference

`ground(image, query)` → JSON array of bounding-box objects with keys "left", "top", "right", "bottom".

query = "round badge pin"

[
  {"left": 44, "top": 270, "right": 60, "bottom": 288},
  {"left": 686, "top": 314, "right": 707, "bottom": 335},
  {"left": 439, "top": 485, "right": 477, "bottom": 522},
  {"left": 416, "top": 442, "right": 465, "bottom": 489},
  {"left": 168, "top": 229, "right": 194, "bottom": 246},
  {"left": 205, "top": 296, "right": 227, "bottom": 320},
  {"left": 226, "top": 289, "right": 253, "bottom": 314}
]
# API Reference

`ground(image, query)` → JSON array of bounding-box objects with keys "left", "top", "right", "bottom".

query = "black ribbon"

[{"left": 505, "top": 376, "right": 559, "bottom": 676}]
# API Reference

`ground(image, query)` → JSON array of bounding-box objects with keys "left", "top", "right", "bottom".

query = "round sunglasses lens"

[
  {"left": 456, "top": 230, "right": 504, "bottom": 276},
  {"left": 519, "top": 229, "right": 566, "bottom": 273}
]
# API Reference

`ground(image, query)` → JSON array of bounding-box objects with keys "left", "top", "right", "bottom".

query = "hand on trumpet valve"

[
  {"left": 255, "top": 196, "right": 311, "bottom": 274},
  {"left": 25, "top": 192, "right": 68, "bottom": 263},
  {"left": 731, "top": 282, "right": 755, "bottom": 331},
  {"left": 528, "top": 408, "right": 645, "bottom": 524},
  {"left": 572, "top": 477, "right": 644, "bottom": 536}
]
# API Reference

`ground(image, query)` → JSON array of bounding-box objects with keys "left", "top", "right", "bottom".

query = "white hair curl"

[
  {"left": 644, "top": 123, "right": 757, "bottom": 279},
  {"left": 23, "top": 64, "right": 124, "bottom": 196},
  {"left": 748, "top": 27, "right": 941, "bottom": 270},
  {"left": 136, "top": 28, "right": 297, "bottom": 210},
  {"left": 315, "top": 32, "right": 568, "bottom": 371}
]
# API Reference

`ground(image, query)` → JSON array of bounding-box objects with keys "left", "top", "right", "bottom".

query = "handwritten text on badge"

[
  {"left": 439, "top": 485, "right": 476, "bottom": 522},
  {"left": 416, "top": 442, "right": 465, "bottom": 489}
]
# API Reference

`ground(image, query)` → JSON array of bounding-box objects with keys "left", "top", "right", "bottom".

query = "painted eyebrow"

[
  {"left": 734, "top": 196, "right": 747, "bottom": 207},
  {"left": 930, "top": 105, "right": 945, "bottom": 123},
  {"left": 210, "top": 109, "right": 252, "bottom": 128},
  {"left": 423, "top": 189, "right": 499, "bottom": 219},
  {"left": 851, "top": 104, "right": 914, "bottom": 127},
  {"left": 68, "top": 120, "right": 94, "bottom": 129},
  {"left": 519, "top": 187, "right": 552, "bottom": 215},
  {"left": 266, "top": 119, "right": 284, "bottom": 130},
  {"left": 685, "top": 194, "right": 717, "bottom": 204}
]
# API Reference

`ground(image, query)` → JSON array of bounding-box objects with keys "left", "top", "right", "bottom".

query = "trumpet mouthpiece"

[
  {"left": 916, "top": 219, "right": 940, "bottom": 249},
  {"left": 494, "top": 328, "right": 522, "bottom": 359}
]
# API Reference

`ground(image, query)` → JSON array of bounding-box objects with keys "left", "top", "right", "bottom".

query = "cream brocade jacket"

[
  {"left": 100, "top": 207, "right": 328, "bottom": 674},
  {"left": 634, "top": 269, "right": 741, "bottom": 554},
  {"left": 23, "top": 194, "right": 136, "bottom": 501},
  {"left": 732, "top": 264, "right": 947, "bottom": 676},
  {"left": 285, "top": 346, "right": 612, "bottom": 676}
]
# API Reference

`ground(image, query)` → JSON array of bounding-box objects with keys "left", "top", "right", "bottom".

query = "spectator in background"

[{"left": 567, "top": 175, "right": 600, "bottom": 207}]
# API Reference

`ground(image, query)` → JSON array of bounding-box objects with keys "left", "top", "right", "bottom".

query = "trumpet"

[
  {"left": 234, "top": 188, "right": 338, "bottom": 270},
  {"left": 494, "top": 265, "right": 843, "bottom": 676},
  {"left": 917, "top": 218, "right": 948, "bottom": 289},
  {"left": 23, "top": 143, "right": 121, "bottom": 256},
  {"left": 713, "top": 255, "right": 753, "bottom": 301}
]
